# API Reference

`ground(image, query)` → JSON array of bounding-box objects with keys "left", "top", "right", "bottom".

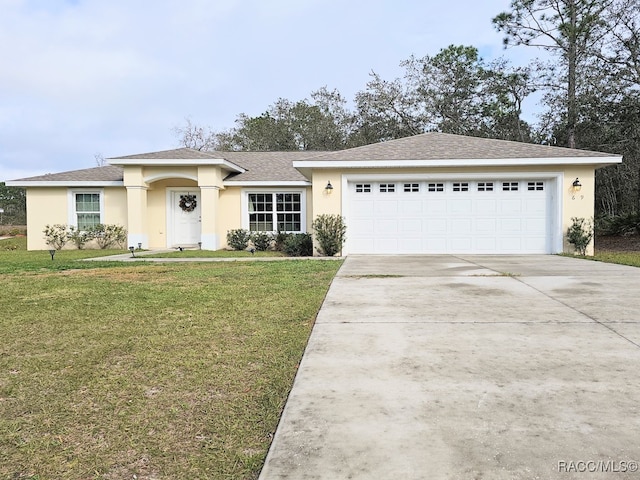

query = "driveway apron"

[{"left": 259, "top": 255, "right": 640, "bottom": 479}]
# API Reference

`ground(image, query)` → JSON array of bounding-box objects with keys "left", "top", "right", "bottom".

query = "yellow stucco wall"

[
  {"left": 26, "top": 186, "right": 129, "bottom": 250},
  {"left": 218, "top": 187, "right": 242, "bottom": 249},
  {"left": 26, "top": 188, "right": 68, "bottom": 250}
]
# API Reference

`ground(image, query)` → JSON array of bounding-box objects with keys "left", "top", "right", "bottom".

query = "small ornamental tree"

[
  {"left": 567, "top": 217, "right": 594, "bottom": 255},
  {"left": 43, "top": 224, "right": 70, "bottom": 250},
  {"left": 91, "top": 224, "right": 127, "bottom": 249},
  {"left": 312, "top": 214, "right": 347, "bottom": 257},
  {"left": 69, "top": 225, "right": 94, "bottom": 249}
]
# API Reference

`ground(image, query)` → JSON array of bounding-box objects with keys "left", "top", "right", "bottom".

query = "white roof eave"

[
  {"left": 108, "top": 158, "right": 245, "bottom": 173},
  {"left": 292, "top": 156, "right": 623, "bottom": 169},
  {"left": 5, "top": 180, "right": 124, "bottom": 187}
]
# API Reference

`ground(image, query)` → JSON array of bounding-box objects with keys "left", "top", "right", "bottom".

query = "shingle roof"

[
  {"left": 221, "top": 152, "right": 321, "bottom": 182},
  {"left": 110, "top": 148, "right": 224, "bottom": 160},
  {"left": 300, "top": 132, "right": 615, "bottom": 161},
  {"left": 10, "top": 165, "right": 124, "bottom": 182},
  {"left": 10, "top": 133, "right": 619, "bottom": 185}
]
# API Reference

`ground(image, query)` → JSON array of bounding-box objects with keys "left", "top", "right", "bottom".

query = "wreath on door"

[{"left": 179, "top": 194, "right": 197, "bottom": 212}]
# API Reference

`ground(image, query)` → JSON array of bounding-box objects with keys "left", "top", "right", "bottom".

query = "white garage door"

[{"left": 346, "top": 179, "right": 553, "bottom": 254}]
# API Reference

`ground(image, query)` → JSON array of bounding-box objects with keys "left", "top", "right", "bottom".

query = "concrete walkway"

[{"left": 259, "top": 255, "right": 640, "bottom": 480}]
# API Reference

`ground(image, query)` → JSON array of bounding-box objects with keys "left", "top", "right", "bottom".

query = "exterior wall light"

[
  {"left": 325, "top": 181, "right": 334, "bottom": 194},
  {"left": 572, "top": 178, "right": 582, "bottom": 192}
]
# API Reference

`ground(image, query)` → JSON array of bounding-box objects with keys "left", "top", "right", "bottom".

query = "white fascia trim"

[
  {"left": 225, "top": 180, "right": 311, "bottom": 187},
  {"left": 6, "top": 181, "right": 123, "bottom": 187},
  {"left": 293, "top": 156, "right": 622, "bottom": 169},
  {"left": 109, "top": 158, "right": 245, "bottom": 173}
]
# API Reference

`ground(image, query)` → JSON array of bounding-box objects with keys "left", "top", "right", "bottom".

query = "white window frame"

[
  {"left": 68, "top": 189, "right": 104, "bottom": 230},
  {"left": 241, "top": 188, "right": 306, "bottom": 233}
]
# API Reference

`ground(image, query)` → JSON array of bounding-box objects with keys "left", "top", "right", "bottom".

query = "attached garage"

[
  {"left": 345, "top": 176, "right": 558, "bottom": 254},
  {"left": 293, "top": 132, "right": 622, "bottom": 256}
]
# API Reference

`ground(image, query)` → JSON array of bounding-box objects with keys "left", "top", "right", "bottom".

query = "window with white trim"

[
  {"left": 379, "top": 183, "right": 395, "bottom": 193},
  {"left": 453, "top": 182, "right": 469, "bottom": 192},
  {"left": 72, "top": 192, "right": 102, "bottom": 230},
  {"left": 502, "top": 182, "right": 519, "bottom": 191},
  {"left": 404, "top": 183, "right": 420, "bottom": 192},
  {"left": 248, "top": 192, "right": 302, "bottom": 232},
  {"left": 427, "top": 183, "right": 444, "bottom": 192},
  {"left": 527, "top": 181, "right": 544, "bottom": 191},
  {"left": 477, "top": 182, "right": 494, "bottom": 192},
  {"left": 355, "top": 184, "right": 371, "bottom": 193}
]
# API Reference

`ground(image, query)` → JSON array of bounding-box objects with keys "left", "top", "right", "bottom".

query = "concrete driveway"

[{"left": 259, "top": 255, "right": 640, "bottom": 480}]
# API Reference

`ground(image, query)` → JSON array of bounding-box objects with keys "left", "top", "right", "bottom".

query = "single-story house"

[{"left": 7, "top": 132, "right": 622, "bottom": 255}]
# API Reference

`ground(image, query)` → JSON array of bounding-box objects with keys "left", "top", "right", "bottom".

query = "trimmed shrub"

[
  {"left": 43, "top": 224, "right": 70, "bottom": 250},
  {"left": 312, "top": 214, "right": 347, "bottom": 256},
  {"left": 91, "top": 224, "right": 127, "bottom": 249},
  {"left": 567, "top": 217, "right": 594, "bottom": 255},
  {"left": 227, "top": 229, "right": 252, "bottom": 251},
  {"left": 283, "top": 233, "right": 313, "bottom": 257},
  {"left": 273, "top": 231, "right": 290, "bottom": 252},
  {"left": 251, "top": 231, "right": 273, "bottom": 251}
]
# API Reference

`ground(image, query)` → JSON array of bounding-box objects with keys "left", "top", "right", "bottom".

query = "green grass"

[
  {"left": 0, "top": 237, "right": 341, "bottom": 479},
  {"left": 592, "top": 250, "right": 640, "bottom": 267}
]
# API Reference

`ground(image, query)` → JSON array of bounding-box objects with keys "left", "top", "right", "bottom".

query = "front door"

[{"left": 169, "top": 190, "right": 201, "bottom": 247}]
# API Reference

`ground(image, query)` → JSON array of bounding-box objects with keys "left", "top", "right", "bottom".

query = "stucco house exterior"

[{"left": 8, "top": 132, "right": 621, "bottom": 255}]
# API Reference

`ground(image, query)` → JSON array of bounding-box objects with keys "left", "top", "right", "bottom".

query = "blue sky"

[{"left": 0, "top": 0, "right": 540, "bottom": 181}]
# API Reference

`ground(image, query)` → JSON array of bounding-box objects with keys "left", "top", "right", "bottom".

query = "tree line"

[{"left": 175, "top": 0, "right": 640, "bottom": 220}]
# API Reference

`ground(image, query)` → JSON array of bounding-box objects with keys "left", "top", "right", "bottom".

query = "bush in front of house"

[
  {"left": 69, "top": 226, "right": 93, "bottom": 249},
  {"left": 312, "top": 214, "right": 347, "bottom": 256},
  {"left": 43, "top": 224, "right": 71, "bottom": 250},
  {"left": 91, "top": 224, "right": 127, "bottom": 249},
  {"left": 44, "top": 223, "right": 127, "bottom": 250},
  {"left": 227, "top": 229, "right": 252, "bottom": 251},
  {"left": 283, "top": 233, "right": 313, "bottom": 257},
  {"left": 273, "top": 231, "right": 290, "bottom": 252},
  {"left": 567, "top": 217, "right": 594, "bottom": 255},
  {"left": 251, "top": 231, "right": 273, "bottom": 251}
]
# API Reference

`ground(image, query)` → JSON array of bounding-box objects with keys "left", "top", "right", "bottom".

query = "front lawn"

[{"left": 0, "top": 238, "right": 341, "bottom": 479}]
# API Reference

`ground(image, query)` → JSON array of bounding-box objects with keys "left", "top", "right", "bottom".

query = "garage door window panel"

[
  {"left": 453, "top": 182, "right": 469, "bottom": 192},
  {"left": 478, "top": 182, "right": 494, "bottom": 192}
]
